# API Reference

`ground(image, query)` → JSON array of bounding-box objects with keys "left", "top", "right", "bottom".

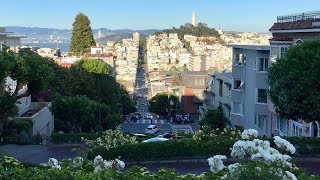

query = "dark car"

[
  {"left": 131, "top": 115, "right": 139, "bottom": 121},
  {"left": 135, "top": 112, "right": 143, "bottom": 119}
]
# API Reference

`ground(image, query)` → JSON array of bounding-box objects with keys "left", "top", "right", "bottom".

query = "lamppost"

[{"left": 168, "top": 99, "right": 174, "bottom": 123}]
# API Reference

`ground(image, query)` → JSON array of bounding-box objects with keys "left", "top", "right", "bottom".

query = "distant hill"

[
  {"left": 157, "top": 22, "right": 220, "bottom": 40},
  {"left": 6, "top": 26, "right": 160, "bottom": 44}
]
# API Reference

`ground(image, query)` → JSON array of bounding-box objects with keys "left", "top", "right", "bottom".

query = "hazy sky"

[{"left": 2, "top": 0, "right": 320, "bottom": 32}]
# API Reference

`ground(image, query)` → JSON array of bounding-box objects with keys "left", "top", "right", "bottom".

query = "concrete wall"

[{"left": 15, "top": 102, "right": 54, "bottom": 137}]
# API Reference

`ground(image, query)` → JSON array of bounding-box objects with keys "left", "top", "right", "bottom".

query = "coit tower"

[{"left": 192, "top": 12, "right": 196, "bottom": 26}]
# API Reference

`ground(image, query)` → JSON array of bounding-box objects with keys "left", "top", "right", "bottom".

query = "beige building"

[{"left": 133, "top": 32, "right": 140, "bottom": 43}]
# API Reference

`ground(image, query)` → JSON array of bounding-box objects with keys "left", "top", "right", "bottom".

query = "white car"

[
  {"left": 145, "top": 113, "right": 153, "bottom": 119},
  {"left": 142, "top": 137, "right": 169, "bottom": 143},
  {"left": 145, "top": 125, "right": 159, "bottom": 134}
]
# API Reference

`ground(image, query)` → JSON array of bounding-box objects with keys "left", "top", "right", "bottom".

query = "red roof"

[{"left": 269, "top": 19, "right": 320, "bottom": 31}]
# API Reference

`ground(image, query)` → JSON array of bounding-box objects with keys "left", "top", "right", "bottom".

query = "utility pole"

[{"left": 97, "top": 75, "right": 102, "bottom": 130}]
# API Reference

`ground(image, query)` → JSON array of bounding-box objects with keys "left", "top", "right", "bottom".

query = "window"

[
  {"left": 277, "top": 118, "right": 287, "bottom": 134},
  {"left": 195, "top": 78, "right": 205, "bottom": 86},
  {"left": 255, "top": 114, "right": 268, "bottom": 131},
  {"left": 280, "top": 47, "right": 288, "bottom": 58},
  {"left": 258, "top": 58, "right": 269, "bottom": 72},
  {"left": 234, "top": 79, "right": 244, "bottom": 90},
  {"left": 270, "top": 46, "right": 277, "bottom": 63},
  {"left": 234, "top": 53, "right": 246, "bottom": 65},
  {"left": 257, "top": 89, "right": 267, "bottom": 103},
  {"left": 292, "top": 123, "right": 303, "bottom": 136},
  {"left": 224, "top": 104, "right": 231, "bottom": 119},
  {"left": 219, "top": 80, "right": 223, "bottom": 97},
  {"left": 233, "top": 102, "right": 241, "bottom": 114},
  {"left": 226, "top": 83, "right": 231, "bottom": 96}
]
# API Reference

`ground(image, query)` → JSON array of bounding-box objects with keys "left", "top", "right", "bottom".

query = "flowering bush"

[
  {"left": 0, "top": 132, "right": 319, "bottom": 179},
  {"left": 83, "top": 130, "right": 138, "bottom": 150},
  {"left": 193, "top": 126, "right": 242, "bottom": 141},
  {"left": 207, "top": 129, "right": 304, "bottom": 179}
]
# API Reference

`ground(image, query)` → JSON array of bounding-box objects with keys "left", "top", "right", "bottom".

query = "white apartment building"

[
  {"left": 230, "top": 45, "right": 271, "bottom": 136},
  {"left": 199, "top": 71, "right": 233, "bottom": 122},
  {"left": 0, "top": 27, "right": 25, "bottom": 52}
]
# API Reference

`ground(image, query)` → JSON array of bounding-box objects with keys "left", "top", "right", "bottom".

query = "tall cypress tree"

[{"left": 69, "top": 13, "right": 95, "bottom": 55}]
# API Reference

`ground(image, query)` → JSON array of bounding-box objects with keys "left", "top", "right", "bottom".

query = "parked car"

[
  {"left": 142, "top": 137, "right": 169, "bottom": 143},
  {"left": 145, "top": 125, "right": 159, "bottom": 134},
  {"left": 145, "top": 113, "right": 153, "bottom": 119},
  {"left": 134, "top": 112, "right": 143, "bottom": 119}
]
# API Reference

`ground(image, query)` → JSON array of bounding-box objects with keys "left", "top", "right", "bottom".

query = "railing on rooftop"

[{"left": 277, "top": 11, "right": 320, "bottom": 23}]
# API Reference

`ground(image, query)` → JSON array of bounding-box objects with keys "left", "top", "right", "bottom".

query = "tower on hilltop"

[{"left": 192, "top": 12, "right": 197, "bottom": 26}]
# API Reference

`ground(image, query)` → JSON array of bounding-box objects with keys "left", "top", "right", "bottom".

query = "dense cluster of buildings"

[
  {"left": 200, "top": 11, "right": 320, "bottom": 137},
  {"left": 145, "top": 25, "right": 270, "bottom": 117}
]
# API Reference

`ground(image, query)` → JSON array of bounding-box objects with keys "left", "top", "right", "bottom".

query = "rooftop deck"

[{"left": 277, "top": 11, "right": 320, "bottom": 23}]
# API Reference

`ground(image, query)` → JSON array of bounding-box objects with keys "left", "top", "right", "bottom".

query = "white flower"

[
  {"left": 274, "top": 136, "right": 296, "bottom": 154},
  {"left": 47, "top": 158, "right": 61, "bottom": 170},
  {"left": 73, "top": 157, "right": 83, "bottom": 167},
  {"left": 94, "top": 155, "right": 103, "bottom": 166},
  {"left": 241, "top": 129, "right": 258, "bottom": 140},
  {"left": 116, "top": 159, "right": 125, "bottom": 170},
  {"left": 103, "top": 160, "right": 113, "bottom": 169},
  {"left": 283, "top": 171, "right": 297, "bottom": 180},
  {"left": 94, "top": 165, "right": 101, "bottom": 173},
  {"left": 207, "top": 155, "right": 227, "bottom": 173},
  {"left": 228, "top": 163, "right": 241, "bottom": 173}
]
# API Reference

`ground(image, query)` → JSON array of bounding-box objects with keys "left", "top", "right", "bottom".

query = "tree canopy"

[
  {"left": 148, "top": 92, "right": 178, "bottom": 116},
  {"left": 157, "top": 22, "right": 220, "bottom": 40},
  {"left": 199, "top": 107, "right": 224, "bottom": 129},
  {"left": 73, "top": 59, "right": 109, "bottom": 75},
  {"left": 69, "top": 13, "right": 95, "bottom": 55},
  {"left": 268, "top": 40, "right": 320, "bottom": 123}
]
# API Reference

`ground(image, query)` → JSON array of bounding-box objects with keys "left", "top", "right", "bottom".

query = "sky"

[{"left": 1, "top": 0, "right": 320, "bottom": 32}]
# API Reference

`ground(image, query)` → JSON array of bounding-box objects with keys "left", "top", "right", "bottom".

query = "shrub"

[
  {"left": 17, "top": 130, "right": 33, "bottom": 145},
  {"left": 50, "top": 133, "right": 102, "bottom": 144},
  {"left": 88, "top": 137, "right": 236, "bottom": 161}
]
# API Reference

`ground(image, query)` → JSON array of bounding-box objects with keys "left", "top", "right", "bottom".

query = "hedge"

[
  {"left": 88, "top": 137, "right": 236, "bottom": 161},
  {"left": 287, "top": 137, "right": 320, "bottom": 156},
  {"left": 50, "top": 133, "right": 102, "bottom": 144}
]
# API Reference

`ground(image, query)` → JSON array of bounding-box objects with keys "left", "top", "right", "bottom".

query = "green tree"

[
  {"left": 148, "top": 92, "right": 178, "bottom": 116},
  {"left": 69, "top": 13, "right": 95, "bottom": 55},
  {"left": 0, "top": 91, "right": 18, "bottom": 125},
  {"left": 199, "top": 107, "right": 224, "bottom": 129},
  {"left": 73, "top": 59, "right": 109, "bottom": 74},
  {"left": 268, "top": 40, "right": 320, "bottom": 123},
  {"left": 51, "top": 95, "right": 103, "bottom": 133},
  {"left": 9, "top": 49, "right": 54, "bottom": 100},
  {"left": 0, "top": 47, "right": 16, "bottom": 85}
]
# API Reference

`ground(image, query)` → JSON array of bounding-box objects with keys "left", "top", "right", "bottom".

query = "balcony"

[
  {"left": 232, "top": 64, "right": 245, "bottom": 79},
  {"left": 203, "top": 100, "right": 215, "bottom": 110},
  {"left": 231, "top": 89, "right": 244, "bottom": 103},
  {"left": 231, "top": 113, "right": 244, "bottom": 127},
  {"left": 203, "top": 89, "right": 214, "bottom": 100}
]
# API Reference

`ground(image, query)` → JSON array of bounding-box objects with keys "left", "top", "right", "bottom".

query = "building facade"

[
  {"left": 199, "top": 71, "right": 233, "bottom": 122},
  {"left": 269, "top": 11, "right": 320, "bottom": 137},
  {"left": 0, "top": 27, "right": 25, "bottom": 52},
  {"left": 230, "top": 45, "right": 271, "bottom": 136}
]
